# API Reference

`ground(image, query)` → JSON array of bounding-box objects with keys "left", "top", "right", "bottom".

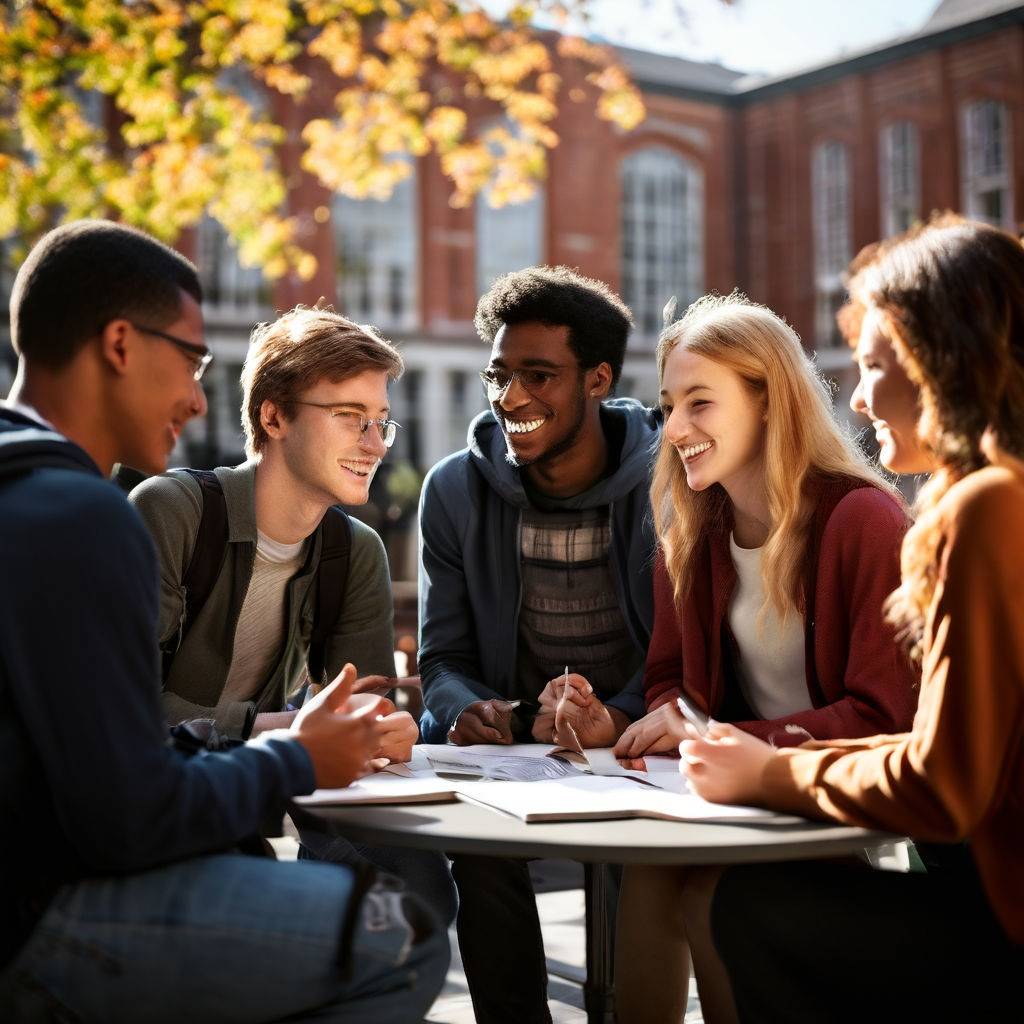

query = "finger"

[
  {"left": 706, "top": 719, "right": 730, "bottom": 739},
  {"left": 319, "top": 663, "right": 358, "bottom": 711},
  {"left": 351, "top": 674, "right": 391, "bottom": 695},
  {"left": 367, "top": 756, "right": 391, "bottom": 771}
]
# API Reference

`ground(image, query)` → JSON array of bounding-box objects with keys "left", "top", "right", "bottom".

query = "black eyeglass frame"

[{"left": 132, "top": 323, "right": 213, "bottom": 381}]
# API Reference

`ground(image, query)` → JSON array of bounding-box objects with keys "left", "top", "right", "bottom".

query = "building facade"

[{"left": 2, "top": 0, "right": 1022, "bottom": 577}]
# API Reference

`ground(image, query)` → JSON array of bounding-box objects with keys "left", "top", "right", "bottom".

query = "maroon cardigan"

[{"left": 644, "top": 476, "right": 919, "bottom": 747}]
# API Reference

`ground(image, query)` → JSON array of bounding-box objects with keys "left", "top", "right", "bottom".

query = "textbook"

[{"left": 453, "top": 775, "right": 786, "bottom": 824}]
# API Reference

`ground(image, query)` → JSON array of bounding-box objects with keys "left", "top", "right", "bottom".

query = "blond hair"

[
  {"left": 651, "top": 291, "right": 898, "bottom": 620},
  {"left": 240, "top": 306, "right": 403, "bottom": 457}
]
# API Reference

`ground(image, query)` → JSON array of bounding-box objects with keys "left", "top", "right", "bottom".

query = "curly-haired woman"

[{"left": 685, "top": 215, "right": 1024, "bottom": 1022}]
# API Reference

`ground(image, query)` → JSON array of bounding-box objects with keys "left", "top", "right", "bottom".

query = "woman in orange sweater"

[{"left": 683, "top": 214, "right": 1024, "bottom": 1022}]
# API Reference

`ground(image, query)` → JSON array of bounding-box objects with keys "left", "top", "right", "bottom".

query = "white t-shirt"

[
  {"left": 727, "top": 533, "right": 810, "bottom": 721},
  {"left": 218, "top": 529, "right": 306, "bottom": 706}
]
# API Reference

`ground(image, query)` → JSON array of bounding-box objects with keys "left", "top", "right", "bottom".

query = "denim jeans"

[
  {"left": 299, "top": 828, "right": 458, "bottom": 926},
  {"left": 0, "top": 853, "right": 448, "bottom": 1023}
]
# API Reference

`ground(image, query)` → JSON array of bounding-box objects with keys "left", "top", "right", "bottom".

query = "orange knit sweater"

[{"left": 760, "top": 465, "right": 1024, "bottom": 944}]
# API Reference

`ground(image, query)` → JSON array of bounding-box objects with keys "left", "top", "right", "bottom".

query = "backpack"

[{"left": 164, "top": 469, "right": 352, "bottom": 688}]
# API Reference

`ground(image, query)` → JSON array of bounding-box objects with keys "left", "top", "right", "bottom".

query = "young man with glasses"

[
  {"left": 0, "top": 220, "right": 446, "bottom": 1021},
  {"left": 129, "top": 305, "right": 457, "bottom": 925},
  {"left": 417, "top": 266, "right": 660, "bottom": 1024}
]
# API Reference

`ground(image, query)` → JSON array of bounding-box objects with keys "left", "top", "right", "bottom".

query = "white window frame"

[
  {"left": 880, "top": 121, "right": 920, "bottom": 238},
  {"left": 620, "top": 146, "right": 704, "bottom": 343},
  {"left": 961, "top": 100, "right": 1013, "bottom": 229},
  {"left": 333, "top": 166, "right": 419, "bottom": 331},
  {"left": 196, "top": 217, "right": 271, "bottom": 317},
  {"left": 812, "top": 140, "right": 852, "bottom": 348}
]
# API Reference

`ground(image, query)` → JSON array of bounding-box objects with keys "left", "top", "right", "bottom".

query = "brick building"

[{"left": 2, "top": 0, "right": 1022, "bottom": 577}]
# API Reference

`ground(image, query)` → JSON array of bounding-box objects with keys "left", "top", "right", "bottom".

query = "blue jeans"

[
  {"left": 0, "top": 853, "right": 448, "bottom": 1023},
  {"left": 299, "top": 828, "right": 458, "bottom": 926}
]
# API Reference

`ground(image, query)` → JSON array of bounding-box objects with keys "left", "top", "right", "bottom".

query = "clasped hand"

[{"left": 531, "top": 673, "right": 628, "bottom": 748}]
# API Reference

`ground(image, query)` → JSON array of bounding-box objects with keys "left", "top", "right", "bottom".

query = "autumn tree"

[{"left": 0, "top": 0, "right": 645, "bottom": 279}]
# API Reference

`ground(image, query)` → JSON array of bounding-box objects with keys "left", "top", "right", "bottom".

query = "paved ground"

[{"left": 272, "top": 835, "right": 704, "bottom": 1023}]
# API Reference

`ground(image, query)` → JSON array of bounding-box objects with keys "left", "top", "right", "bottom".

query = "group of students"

[{"left": 0, "top": 210, "right": 1021, "bottom": 1023}]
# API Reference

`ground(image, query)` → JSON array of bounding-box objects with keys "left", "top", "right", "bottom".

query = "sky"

[{"left": 550, "top": 0, "right": 945, "bottom": 77}]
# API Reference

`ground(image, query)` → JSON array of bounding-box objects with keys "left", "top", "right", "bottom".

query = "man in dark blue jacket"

[
  {"left": 418, "top": 266, "right": 660, "bottom": 1023},
  {"left": 0, "top": 220, "right": 447, "bottom": 1023}
]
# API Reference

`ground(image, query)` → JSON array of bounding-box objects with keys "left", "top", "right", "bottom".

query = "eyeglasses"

[
  {"left": 479, "top": 367, "right": 564, "bottom": 400},
  {"left": 289, "top": 402, "right": 401, "bottom": 448},
  {"left": 133, "top": 324, "right": 213, "bottom": 381}
]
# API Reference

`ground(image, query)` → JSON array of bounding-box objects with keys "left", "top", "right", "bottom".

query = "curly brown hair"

[{"left": 838, "top": 213, "right": 1024, "bottom": 656}]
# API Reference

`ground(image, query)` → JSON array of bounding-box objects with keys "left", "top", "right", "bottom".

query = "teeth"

[
  {"left": 681, "top": 441, "right": 713, "bottom": 460},
  {"left": 506, "top": 417, "right": 545, "bottom": 435},
  {"left": 339, "top": 461, "right": 373, "bottom": 477}
]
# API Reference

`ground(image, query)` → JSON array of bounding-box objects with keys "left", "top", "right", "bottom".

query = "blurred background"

[{"left": 1, "top": 0, "right": 1019, "bottom": 586}]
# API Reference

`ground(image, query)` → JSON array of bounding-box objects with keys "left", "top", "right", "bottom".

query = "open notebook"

[{"left": 454, "top": 775, "right": 785, "bottom": 824}]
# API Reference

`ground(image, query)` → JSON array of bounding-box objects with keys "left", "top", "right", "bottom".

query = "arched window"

[
  {"left": 880, "top": 121, "right": 920, "bottom": 238},
  {"left": 812, "top": 140, "right": 851, "bottom": 348},
  {"left": 620, "top": 146, "right": 704, "bottom": 341},
  {"left": 962, "top": 100, "right": 1013, "bottom": 228},
  {"left": 333, "top": 166, "right": 418, "bottom": 330},
  {"left": 475, "top": 187, "right": 545, "bottom": 295}
]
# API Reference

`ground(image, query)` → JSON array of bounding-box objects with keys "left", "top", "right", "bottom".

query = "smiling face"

[
  {"left": 660, "top": 346, "right": 766, "bottom": 498},
  {"left": 487, "top": 321, "right": 591, "bottom": 468},
  {"left": 269, "top": 369, "right": 391, "bottom": 506},
  {"left": 850, "top": 307, "right": 932, "bottom": 475},
  {"left": 121, "top": 290, "right": 208, "bottom": 475}
]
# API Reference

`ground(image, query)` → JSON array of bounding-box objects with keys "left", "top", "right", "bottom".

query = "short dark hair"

[
  {"left": 10, "top": 219, "right": 202, "bottom": 370},
  {"left": 474, "top": 266, "right": 633, "bottom": 387}
]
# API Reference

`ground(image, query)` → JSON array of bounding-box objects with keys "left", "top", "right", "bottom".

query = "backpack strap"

[
  {"left": 161, "top": 469, "right": 229, "bottom": 679},
  {"left": 307, "top": 506, "right": 353, "bottom": 686}
]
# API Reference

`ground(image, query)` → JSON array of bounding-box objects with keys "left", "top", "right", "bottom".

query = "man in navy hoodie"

[
  {"left": 418, "top": 266, "right": 660, "bottom": 1023},
  {"left": 0, "top": 220, "right": 447, "bottom": 1022}
]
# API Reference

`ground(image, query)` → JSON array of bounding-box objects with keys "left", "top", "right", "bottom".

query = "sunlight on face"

[
  {"left": 660, "top": 347, "right": 765, "bottom": 497},
  {"left": 850, "top": 308, "right": 933, "bottom": 475}
]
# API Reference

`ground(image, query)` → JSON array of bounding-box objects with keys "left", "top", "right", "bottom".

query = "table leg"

[{"left": 584, "top": 862, "right": 617, "bottom": 1024}]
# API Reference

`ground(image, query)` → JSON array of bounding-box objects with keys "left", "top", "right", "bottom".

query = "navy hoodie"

[
  {"left": 0, "top": 410, "right": 315, "bottom": 967},
  {"left": 417, "top": 398, "right": 660, "bottom": 741}
]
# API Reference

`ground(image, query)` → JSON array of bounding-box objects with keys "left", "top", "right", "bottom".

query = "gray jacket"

[
  {"left": 130, "top": 461, "right": 395, "bottom": 738},
  {"left": 417, "top": 399, "right": 660, "bottom": 742}
]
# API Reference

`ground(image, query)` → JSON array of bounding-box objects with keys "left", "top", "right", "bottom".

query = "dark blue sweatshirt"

[{"left": 0, "top": 410, "right": 315, "bottom": 967}]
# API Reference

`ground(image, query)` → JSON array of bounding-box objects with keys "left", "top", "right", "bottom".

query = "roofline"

[{"left": 632, "top": 5, "right": 1024, "bottom": 107}]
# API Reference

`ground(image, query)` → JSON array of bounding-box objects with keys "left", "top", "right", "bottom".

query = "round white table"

[{"left": 291, "top": 799, "right": 901, "bottom": 1023}]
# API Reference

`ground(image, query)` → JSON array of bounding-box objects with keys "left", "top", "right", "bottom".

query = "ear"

[
  {"left": 97, "top": 319, "right": 134, "bottom": 377},
  {"left": 260, "top": 398, "right": 290, "bottom": 441},
  {"left": 587, "top": 362, "right": 613, "bottom": 400}
]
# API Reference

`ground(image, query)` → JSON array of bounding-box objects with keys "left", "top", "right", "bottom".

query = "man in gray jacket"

[
  {"left": 418, "top": 266, "right": 660, "bottom": 1023},
  {"left": 131, "top": 305, "right": 456, "bottom": 924}
]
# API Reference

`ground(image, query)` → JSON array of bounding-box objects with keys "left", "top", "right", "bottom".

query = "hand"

[
  {"left": 291, "top": 664, "right": 384, "bottom": 789},
  {"left": 546, "top": 673, "right": 628, "bottom": 749},
  {"left": 448, "top": 700, "right": 515, "bottom": 745},
  {"left": 532, "top": 672, "right": 589, "bottom": 743},
  {"left": 613, "top": 703, "right": 688, "bottom": 759},
  {"left": 373, "top": 710, "right": 418, "bottom": 763},
  {"left": 679, "top": 721, "right": 775, "bottom": 806}
]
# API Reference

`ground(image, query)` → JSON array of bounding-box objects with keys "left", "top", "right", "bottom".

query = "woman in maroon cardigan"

[{"left": 612, "top": 291, "right": 919, "bottom": 1023}]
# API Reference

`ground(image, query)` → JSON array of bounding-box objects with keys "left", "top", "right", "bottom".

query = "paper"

[
  {"left": 295, "top": 748, "right": 459, "bottom": 806},
  {"left": 421, "top": 742, "right": 584, "bottom": 782},
  {"left": 295, "top": 773, "right": 460, "bottom": 807},
  {"left": 454, "top": 775, "right": 784, "bottom": 824},
  {"left": 582, "top": 748, "right": 688, "bottom": 793}
]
